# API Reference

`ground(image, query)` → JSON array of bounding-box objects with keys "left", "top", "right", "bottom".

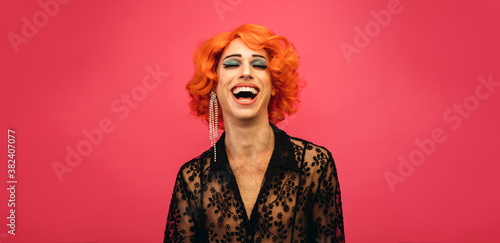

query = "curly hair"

[{"left": 186, "top": 24, "right": 302, "bottom": 129}]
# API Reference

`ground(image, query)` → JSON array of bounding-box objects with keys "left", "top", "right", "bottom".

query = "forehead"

[{"left": 221, "top": 38, "right": 269, "bottom": 59}]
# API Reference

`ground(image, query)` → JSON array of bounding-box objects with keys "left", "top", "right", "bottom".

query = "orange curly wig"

[{"left": 186, "top": 24, "right": 302, "bottom": 129}]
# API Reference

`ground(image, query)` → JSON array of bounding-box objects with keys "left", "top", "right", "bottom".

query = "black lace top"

[{"left": 164, "top": 124, "right": 345, "bottom": 242}]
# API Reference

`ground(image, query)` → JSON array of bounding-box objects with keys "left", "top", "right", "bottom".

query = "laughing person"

[{"left": 164, "top": 24, "right": 345, "bottom": 242}]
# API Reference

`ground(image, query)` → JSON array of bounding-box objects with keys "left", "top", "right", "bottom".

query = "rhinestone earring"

[{"left": 209, "top": 91, "right": 218, "bottom": 162}]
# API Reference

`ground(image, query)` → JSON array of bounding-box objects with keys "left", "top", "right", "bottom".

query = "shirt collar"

[{"left": 210, "top": 123, "right": 301, "bottom": 173}]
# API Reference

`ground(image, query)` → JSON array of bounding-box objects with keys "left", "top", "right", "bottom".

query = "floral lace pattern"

[{"left": 164, "top": 124, "right": 345, "bottom": 242}]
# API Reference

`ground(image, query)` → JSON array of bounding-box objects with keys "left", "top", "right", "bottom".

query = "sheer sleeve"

[
  {"left": 164, "top": 169, "right": 203, "bottom": 242},
  {"left": 311, "top": 150, "right": 345, "bottom": 243}
]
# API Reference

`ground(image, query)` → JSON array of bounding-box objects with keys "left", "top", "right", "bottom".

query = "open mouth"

[{"left": 231, "top": 86, "right": 259, "bottom": 101}]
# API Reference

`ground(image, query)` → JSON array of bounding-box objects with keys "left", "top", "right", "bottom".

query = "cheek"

[
  {"left": 262, "top": 75, "right": 273, "bottom": 90},
  {"left": 215, "top": 78, "right": 228, "bottom": 100},
  {"left": 217, "top": 71, "right": 233, "bottom": 86}
]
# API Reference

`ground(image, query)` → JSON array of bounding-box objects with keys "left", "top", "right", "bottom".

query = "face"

[{"left": 216, "top": 38, "right": 275, "bottom": 126}]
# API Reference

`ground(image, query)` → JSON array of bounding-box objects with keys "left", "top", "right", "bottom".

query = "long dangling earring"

[{"left": 209, "top": 91, "right": 218, "bottom": 162}]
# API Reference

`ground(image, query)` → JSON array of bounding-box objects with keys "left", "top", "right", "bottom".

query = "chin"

[{"left": 232, "top": 111, "right": 259, "bottom": 121}]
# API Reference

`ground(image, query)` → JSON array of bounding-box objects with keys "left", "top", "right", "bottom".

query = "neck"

[{"left": 223, "top": 118, "right": 275, "bottom": 165}]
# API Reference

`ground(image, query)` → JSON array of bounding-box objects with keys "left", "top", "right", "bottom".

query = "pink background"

[{"left": 1, "top": 0, "right": 499, "bottom": 242}]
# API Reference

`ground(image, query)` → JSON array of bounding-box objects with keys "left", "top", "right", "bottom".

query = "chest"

[
  {"left": 201, "top": 167, "right": 308, "bottom": 241},
  {"left": 234, "top": 170, "right": 265, "bottom": 195},
  {"left": 231, "top": 163, "right": 268, "bottom": 216}
]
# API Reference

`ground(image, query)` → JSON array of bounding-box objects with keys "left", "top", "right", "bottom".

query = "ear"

[{"left": 271, "top": 88, "right": 277, "bottom": 96}]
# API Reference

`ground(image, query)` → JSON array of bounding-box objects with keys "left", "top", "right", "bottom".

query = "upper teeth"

[{"left": 232, "top": 87, "right": 258, "bottom": 95}]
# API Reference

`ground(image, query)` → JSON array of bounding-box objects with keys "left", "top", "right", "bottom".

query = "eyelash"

[
  {"left": 253, "top": 62, "right": 268, "bottom": 69},
  {"left": 222, "top": 63, "right": 238, "bottom": 68},
  {"left": 222, "top": 61, "right": 268, "bottom": 69}
]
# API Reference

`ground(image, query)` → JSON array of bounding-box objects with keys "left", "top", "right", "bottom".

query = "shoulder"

[
  {"left": 273, "top": 124, "right": 333, "bottom": 162},
  {"left": 289, "top": 136, "right": 333, "bottom": 160},
  {"left": 176, "top": 148, "right": 211, "bottom": 181},
  {"left": 287, "top": 135, "right": 336, "bottom": 174}
]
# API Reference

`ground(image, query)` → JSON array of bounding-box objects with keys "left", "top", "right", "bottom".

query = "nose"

[{"left": 239, "top": 61, "right": 253, "bottom": 80}]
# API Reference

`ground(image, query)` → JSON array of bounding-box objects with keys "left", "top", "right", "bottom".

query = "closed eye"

[
  {"left": 222, "top": 60, "right": 240, "bottom": 68},
  {"left": 251, "top": 60, "right": 268, "bottom": 69}
]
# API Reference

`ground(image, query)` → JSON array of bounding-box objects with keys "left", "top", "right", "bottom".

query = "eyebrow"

[{"left": 222, "top": 54, "right": 268, "bottom": 61}]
